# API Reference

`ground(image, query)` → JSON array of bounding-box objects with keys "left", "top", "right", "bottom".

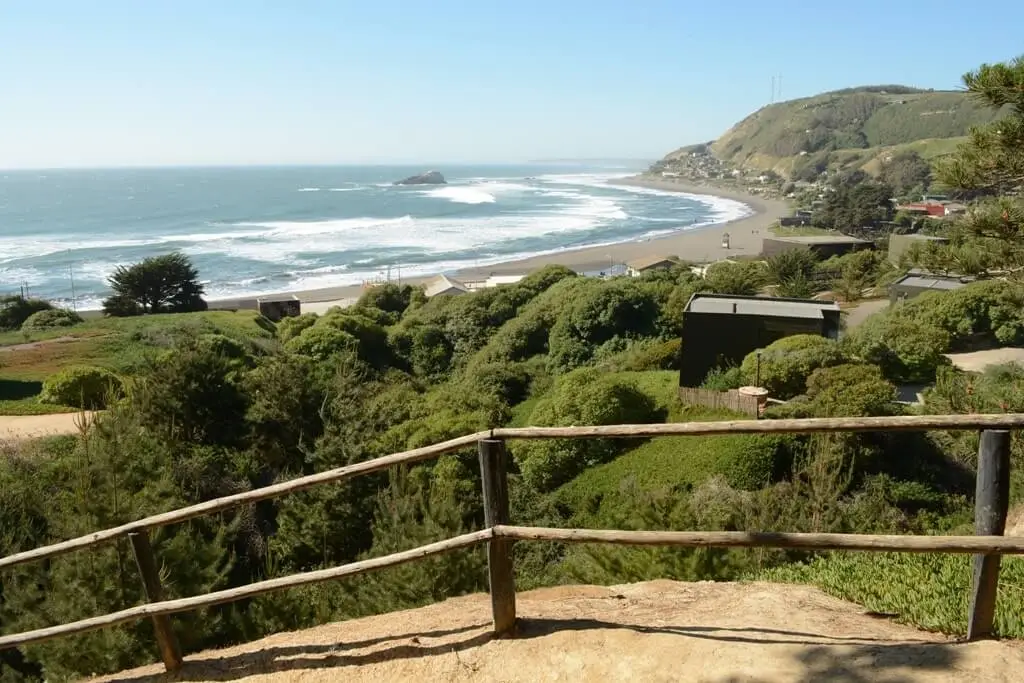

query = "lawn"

[
  {"left": 0, "top": 310, "right": 275, "bottom": 414},
  {"left": 768, "top": 223, "right": 834, "bottom": 238}
]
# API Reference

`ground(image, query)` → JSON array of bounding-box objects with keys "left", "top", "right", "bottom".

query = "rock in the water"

[{"left": 394, "top": 170, "right": 447, "bottom": 185}]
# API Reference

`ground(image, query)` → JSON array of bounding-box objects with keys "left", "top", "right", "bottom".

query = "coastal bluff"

[{"left": 395, "top": 170, "right": 447, "bottom": 185}]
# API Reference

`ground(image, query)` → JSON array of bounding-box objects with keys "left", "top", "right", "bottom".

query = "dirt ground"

[
  {"left": 94, "top": 581, "right": 1024, "bottom": 683},
  {"left": 0, "top": 411, "right": 94, "bottom": 440}
]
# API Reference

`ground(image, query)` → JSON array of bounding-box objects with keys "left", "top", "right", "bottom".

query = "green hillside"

[{"left": 661, "top": 86, "right": 1003, "bottom": 177}]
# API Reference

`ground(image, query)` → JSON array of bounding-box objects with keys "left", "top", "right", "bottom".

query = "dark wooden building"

[
  {"left": 257, "top": 294, "right": 301, "bottom": 322},
  {"left": 760, "top": 235, "right": 872, "bottom": 259},
  {"left": 679, "top": 293, "right": 842, "bottom": 387}
]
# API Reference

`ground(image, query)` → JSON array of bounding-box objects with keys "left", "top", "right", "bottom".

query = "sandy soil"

[
  {"left": 93, "top": 581, "right": 1023, "bottom": 682},
  {"left": 0, "top": 412, "right": 95, "bottom": 441},
  {"left": 944, "top": 348, "right": 1024, "bottom": 373},
  {"left": 207, "top": 177, "right": 787, "bottom": 308}
]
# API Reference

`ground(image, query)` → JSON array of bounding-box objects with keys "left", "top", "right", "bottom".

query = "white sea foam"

[
  {"left": 297, "top": 187, "right": 321, "bottom": 192},
  {"left": 328, "top": 187, "right": 362, "bottom": 192},
  {"left": 422, "top": 186, "right": 497, "bottom": 204}
]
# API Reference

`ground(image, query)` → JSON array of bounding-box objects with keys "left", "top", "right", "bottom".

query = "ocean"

[{"left": 0, "top": 164, "right": 750, "bottom": 309}]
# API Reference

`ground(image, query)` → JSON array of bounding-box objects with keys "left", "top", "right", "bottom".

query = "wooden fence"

[
  {"left": 677, "top": 387, "right": 761, "bottom": 416},
  {"left": 0, "top": 413, "right": 1022, "bottom": 673}
]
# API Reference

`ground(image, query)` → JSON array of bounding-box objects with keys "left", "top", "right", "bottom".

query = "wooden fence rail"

[{"left": 0, "top": 414, "right": 1020, "bottom": 672}]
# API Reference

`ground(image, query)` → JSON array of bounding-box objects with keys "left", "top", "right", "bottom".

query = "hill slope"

[
  {"left": 660, "top": 86, "right": 1003, "bottom": 177},
  {"left": 94, "top": 581, "right": 1023, "bottom": 682}
]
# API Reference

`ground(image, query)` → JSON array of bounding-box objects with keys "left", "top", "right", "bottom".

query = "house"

[
  {"left": 760, "top": 235, "right": 872, "bottom": 259},
  {"left": 943, "top": 202, "right": 968, "bottom": 216},
  {"left": 887, "top": 233, "right": 949, "bottom": 265},
  {"left": 256, "top": 294, "right": 301, "bottom": 322},
  {"left": 678, "top": 293, "right": 842, "bottom": 387},
  {"left": 626, "top": 255, "right": 680, "bottom": 277},
  {"left": 889, "top": 272, "right": 971, "bottom": 304},
  {"left": 485, "top": 274, "right": 526, "bottom": 288},
  {"left": 424, "top": 274, "right": 468, "bottom": 298},
  {"left": 895, "top": 202, "right": 947, "bottom": 218}
]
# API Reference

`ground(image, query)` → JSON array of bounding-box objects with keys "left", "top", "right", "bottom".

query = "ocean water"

[{"left": 0, "top": 164, "right": 751, "bottom": 309}]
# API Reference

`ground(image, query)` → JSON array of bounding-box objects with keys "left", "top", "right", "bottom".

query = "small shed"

[
  {"left": 257, "top": 294, "right": 301, "bottom": 322},
  {"left": 889, "top": 273, "right": 970, "bottom": 304},
  {"left": 760, "top": 235, "right": 871, "bottom": 259},
  {"left": 424, "top": 274, "right": 468, "bottom": 298},
  {"left": 887, "top": 233, "right": 949, "bottom": 265},
  {"left": 679, "top": 293, "right": 841, "bottom": 387},
  {"left": 627, "top": 255, "right": 679, "bottom": 277}
]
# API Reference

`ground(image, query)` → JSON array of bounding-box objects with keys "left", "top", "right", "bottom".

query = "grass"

[
  {"left": 764, "top": 550, "right": 1024, "bottom": 638},
  {"left": 0, "top": 310, "right": 275, "bottom": 414}
]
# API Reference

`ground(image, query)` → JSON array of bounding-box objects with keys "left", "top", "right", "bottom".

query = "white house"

[
  {"left": 424, "top": 274, "right": 468, "bottom": 298},
  {"left": 626, "top": 255, "right": 679, "bottom": 277}
]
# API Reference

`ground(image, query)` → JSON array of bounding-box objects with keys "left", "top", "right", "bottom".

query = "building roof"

[
  {"left": 770, "top": 235, "right": 869, "bottom": 245},
  {"left": 424, "top": 274, "right": 468, "bottom": 297},
  {"left": 685, "top": 293, "right": 840, "bottom": 320},
  {"left": 896, "top": 233, "right": 948, "bottom": 242},
  {"left": 486, "top": 274, "right": 526, "bottom": 286},
  {"left": 627, "top": 255, "right": 679, "bottom": 271},
  {"left": 891, "top": 274, "right": 969, "bottom": 291},
  {"left": 257, "top": 294, "right": 300, "bottom": 303}
]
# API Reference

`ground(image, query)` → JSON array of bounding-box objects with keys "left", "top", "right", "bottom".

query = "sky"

[{"left": 3, "top": 0, "right": 1024, "bottom": 169}]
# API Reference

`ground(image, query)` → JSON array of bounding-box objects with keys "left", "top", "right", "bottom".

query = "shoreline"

[{"left": 160, "top": 176, "right": 789, "bottom": 314}]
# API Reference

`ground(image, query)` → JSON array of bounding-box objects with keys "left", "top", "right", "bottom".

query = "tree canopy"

[{"left": 103, "top": 253, "right": 207, "bottom": 316}]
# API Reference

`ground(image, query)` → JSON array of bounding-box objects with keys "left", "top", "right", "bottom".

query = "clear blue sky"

[{"left": 3, "top": 0, "right": 1023, "bottom": 168}]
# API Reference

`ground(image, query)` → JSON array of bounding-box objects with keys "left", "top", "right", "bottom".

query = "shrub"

[
  {"left": 594, "top": 338, "right": 681, "bottom": 372},
  {"left": 846, "top": 318, "right": 950, "bottom": 383},
  {"left": 285, "top": 326, "right": 358, "bottom": 362},
  {"left": 41, "top": 366, "right": 123, "bottom": 409},
  {"left": 514, "top": 369, "right": 661, "bottom": 491},
  {"left": 739, "top": 335, "right": 847, "bottom": 399},
  {"left": 805, "top": 363, "right": 897, "bottom": 417},
  {"left": 21, "top": 308, "right": 83, "bottom": 331},
  {"left": 703, "top": 260, "right": 766, "bottom": 295},
  {"left": 0, "top": 295, "right": 54, "bottom": 331},
  {"left": 701, "top": 365, "right": 743, "bottom": 391},
  {"left": 277, "top": 313, "right": 318, "bottom": 343}
]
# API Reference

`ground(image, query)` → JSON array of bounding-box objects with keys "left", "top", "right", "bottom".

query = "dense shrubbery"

[
  {"left": 0, "top": 295, "right": 54, "bottom": 331},
  {"left": 20, "top": 308, "right": 83, "bottom": 331},
  {"left": 514, "top": 369, "right": 661, "bottom": 491},
  {"left": 739, "top": 335, "right": 847, "bottom": 399},
  {"left": 40, "top": 366, "right": 123, "bottom": 409}
]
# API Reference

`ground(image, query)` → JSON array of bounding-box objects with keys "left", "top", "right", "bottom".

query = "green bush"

[
  {"left": 285, "top": 325, "right": 358, "bottom": 362},
  {"left": 41, "top": 366, "right": 123, "bottom": 409},
  {"left": 846, "top": 317, "right": 950, "bottom": 383},
  {"left": 594, "top": 338, "right": 681, "bottom": 372},
  {"left": 805, "top": 363, "right": 897, "bottom": 417},
  {"left": 0, "top": 295, "right": 54, "bottom": 331},
  {"left": 20, "top": 308, "right": 83, "bottom": 331},
  {"left": 740, "top": 335, "right": 847, "bottom": 399},
  {"left": 701, "top": 365, "right": 743, "bottom": 391},
  {"left": 277, "top": 313, "right": 318, "bottom": 343},
  {"left": 703, "top": 260, "right": 766, "bottom": 295},
  {"left": 514, "top": 368, "right": 661, "bottom": 491}
]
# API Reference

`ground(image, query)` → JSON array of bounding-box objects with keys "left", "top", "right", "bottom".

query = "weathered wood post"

[
  {"left": 968, "top": 429, "right": 1011, "bottom": 640},
  {"left": 128, "top": 531, "right": 183, "bottom": 671},
  {"left": 478, "top": 438, "right": 516, "bottom": 635}
]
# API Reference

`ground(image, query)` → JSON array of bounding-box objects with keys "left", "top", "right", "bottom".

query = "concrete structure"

[
  {"left": 626, "top": 255, "right": 679, "bottom": 277},
  {"left": 257, "top": 294, "right": 301, "bottom": 322},
  {"left": 887, "top": 233, "right": 949, "bottom": 265},
  {"left": 760, "top": 235, "right": 872, "bottom": 259},
  {"left": 679, "top": 293, "right": 842, "bottom": 387},
  {"left": 424, "top": 274, "right": 468, "bottom": 298},
  {"left": 889, "top": 273, "right": 970, "bottom": 304}
]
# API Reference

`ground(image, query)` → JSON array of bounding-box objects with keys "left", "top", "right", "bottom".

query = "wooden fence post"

[
  {"left": 128, "top": 531, "right": 183, "bottom": 672},
  {"left": 478, "top": 438, "right": 516, "bottom": 635},
  {"left": 968, "top": 429, "right": 1011, "bottom": 640}
]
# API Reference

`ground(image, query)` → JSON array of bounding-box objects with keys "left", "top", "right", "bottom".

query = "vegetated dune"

[{"left": 94, "top": 581, "right": 1024, "bottom": 682}]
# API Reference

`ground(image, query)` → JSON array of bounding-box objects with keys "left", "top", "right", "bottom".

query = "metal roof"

[
  {"left": 627, "top": 255, "right": 679, "bottom": 270},
  {"left": 892, "top": 275, "right": 967, "bottom": 291},
  {"left": 424, "top": 274, "right": 468, "bottom": 297},
  {"left": 686, "top": 294, "right": 839, "bottom": 320},
  {"left": 772, "top": 235, "right": 869, "bottom": 245}
]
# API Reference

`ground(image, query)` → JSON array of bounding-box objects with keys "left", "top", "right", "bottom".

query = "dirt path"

[
  {"left": 0, "top": 412, "right": 95, "bottom": 440},
  {"left": 94, "top": 581, "right": 1023, "bottom": 682}
]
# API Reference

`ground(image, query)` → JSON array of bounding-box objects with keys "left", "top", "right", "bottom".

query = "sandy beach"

[{"left": 213, "top": 176, "right": 789, "bottom": 311}]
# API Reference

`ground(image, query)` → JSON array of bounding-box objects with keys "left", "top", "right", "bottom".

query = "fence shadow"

[{"left": 104, "top": 616, "right": 964, "bottom": 683}]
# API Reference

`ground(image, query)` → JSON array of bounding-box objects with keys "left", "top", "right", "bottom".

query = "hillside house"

[
  {"left": 257, "top": 294, "right": 301, "bottom": 322},
  {"left": 627, "top": 255, "right": 679, "bottom": 277},
  {"left": 679, "top": 293, "right": 841, "bottom": 387},
  {"left": 761, "top": 235, "right": 872, "bottom": 259},
  {"left": 424, "top": 275, "right": 468, "bottom": 298},
  {"left": 889, "top": 272, "right": 970, "bottom": 304},
  {"left": 887, "top": 233, "right": 949, "bottom": 265}
]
